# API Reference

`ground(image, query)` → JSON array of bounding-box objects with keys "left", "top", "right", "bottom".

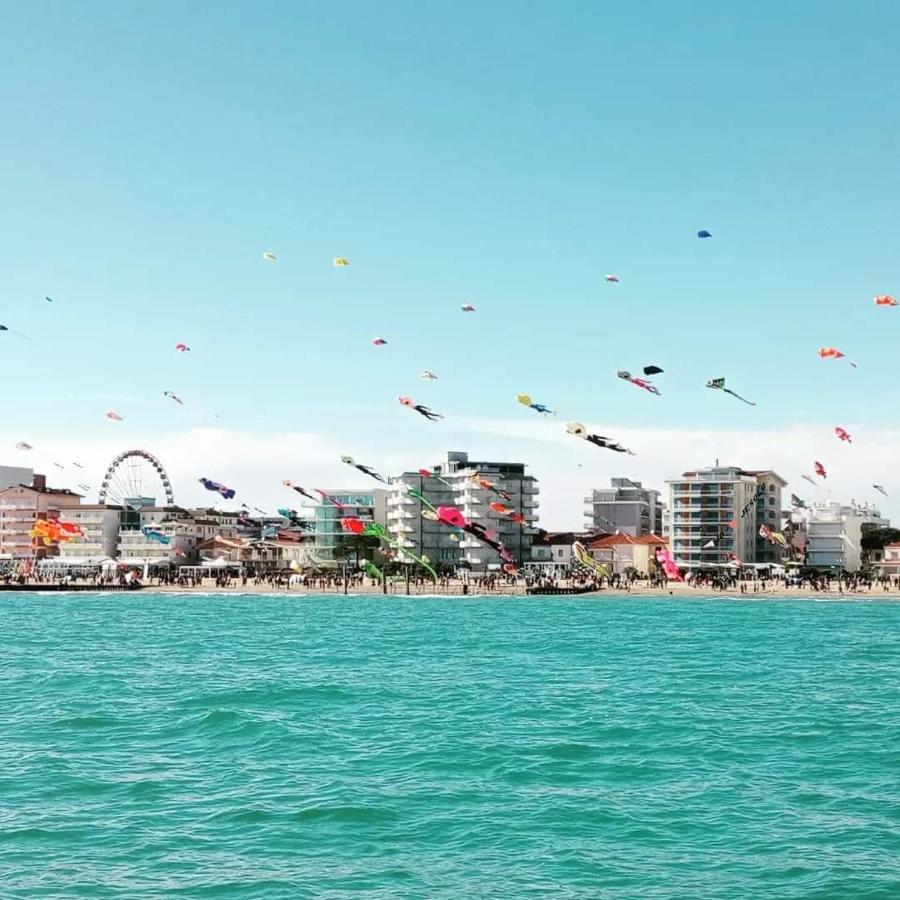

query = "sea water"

[{"left": 1, "top": 593, "right": 899, "bottom": 898}]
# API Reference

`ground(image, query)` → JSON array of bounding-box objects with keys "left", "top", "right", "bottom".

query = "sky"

[{"left": 1, "top": 1, "right": 899, "bottom": 526}]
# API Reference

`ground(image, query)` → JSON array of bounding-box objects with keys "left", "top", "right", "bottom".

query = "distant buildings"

[
  {"left": 665, "top": 466, "right": 787, "bottom": 568},
  {"left": 0, "top": 476, "right": 82, "bottom": 560},
  {"left": 387, "top": 450, "right": 539, "bottom": 572},
  {"left": 529, "top": 531, "right": 602, "bottom": 573},
  {"left": 309, "top": 490, "right": 388, "bottom": 566},
  {"left": 589, "top": 533, "right": 669, "bottom": 576},
  {"left": 583, "top": 478, "right": 664, "bottom": 536},
  {"left": 803, "top": 501, "right": 888, "bottom": 573}
]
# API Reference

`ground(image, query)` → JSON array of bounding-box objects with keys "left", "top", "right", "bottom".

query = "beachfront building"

[
  {"left": 0, "top": 476, "right": 83, "bottom": 560},
  {"left": 529, "top": 531, "right": 604, "bottom": 574},
  {"left": 804, "top": 501, "right": 889, "bottom": 573},
  {"left": 589, "top": 533, "right": 669, "bottom": 576},
  {"left": 309, "top": 490, "right": 388, "bottom": 566},
  {"left": 583, "top": 479, "right": 664, "bottom": 536},
  {"left": 387, "top": 450, "right": 539, "bottom": 572},
  {"left": 666, "top": 466, "right": 787, "bottom": 568},
  {"left": 57, "top": 504, "right": 124, "bottom": 561}
]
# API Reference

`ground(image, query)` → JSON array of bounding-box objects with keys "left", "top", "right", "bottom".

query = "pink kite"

[
  {"left": 106, "top": 411, "right": 123, "bottom": 421},
  {"left": 435, "top": 506, "right": 467, "bottom": 528},
  {"left": 315, "top": 489, "right": 346, "bottom": 511},
  {"left": 835, "top": 427, "right": 852, "bottom": 443},
  {"left": 819, "top": 347, "right": 858, "bottom": 368},
  {"left": 460, "top": 304, "right": 476, "bottom": 312},
  {"left": 802, "top": 474, "right": 818, "bottom": 487},
  {"left": 814, "top": 461, "right": 827, "bottom": 479},
  {"left": 654, "top": 546, "right": 684, "bottom": 582},
  {"left": 340, "top": 517, "right": 366, "bottom": 534},
  {"left": 176, "top": 343, "right": 190, "bottom": 352},
  {"left": 617, "top": 370, "right": 660, "bottom": 395},
  {"left": 372, "top": 337, "right": 387, "bottom": 346},
  {"left": 874, "top": 295, "right": 897, "bottom": 307}
]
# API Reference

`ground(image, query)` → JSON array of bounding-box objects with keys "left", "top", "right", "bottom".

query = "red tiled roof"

[{"left": 589, "top": 533, "right": 668, "bottom": 549}]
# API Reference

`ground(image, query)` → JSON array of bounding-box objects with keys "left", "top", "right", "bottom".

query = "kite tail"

[{"left": 725, "top": 388, "right": 756, "bottom": 406}]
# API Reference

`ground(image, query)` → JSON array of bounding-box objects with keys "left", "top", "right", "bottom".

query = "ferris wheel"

[{"left": 98, "top": 450, "right": 175, "bottom": 507}]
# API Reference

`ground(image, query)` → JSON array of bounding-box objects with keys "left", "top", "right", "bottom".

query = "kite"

[
  {"left": 106, "top": 411, "right": 123, "bottom": 421},
  {"left": 282, "top": 480, "right": 317, "bottom": 501},
  {"left": 605, "top": 274, "right": 620, "bottom": 283},
  {"left": 654, "top": 546, "right": 684, "bottom": 581},
  {"left": 697, "top": 230, "right": 712, "bottom": 238},
  {"left": 399, "top": 396, "right": 443, "bottom": 421},
  {"left": 801, "top": 474, "right": 818, "bottom": 487},
  {"left": 277, "top": 508, "right": 313, "bottom": 530},
  {"left": 417, "top": 468, "right": 453, "bottom": 488},
  {"left": 643, "top": 365, "right": 664, "bottom": 376},
  {"left": 333, "top": 257, "right": 350, "bottom": 267},
  {"left": 461, "top": 304, "right": 476, "bottom": 312},
  {"left": 835, "top": 427, "right": 852, "bottom": 443},
  {"left": 72, "top": 462, "right": 83, "bottom": 469},
  {"left": 874, "top": 484, "right": 889, "bottom": 498},
  {"left": 572, "top": 542, "right": 607, "bottom": 579},
  {"left": 44, "top": 296, "right": 53, "bottom": 302},
  {"left": 372, "top": 337, "right": 387, "bottom": 346},
  {"left": 341, "top": 455, "right": 388, "bottom": 484},
  {"left": 52, "top": 463, "right": 64, "bottom": 470},
  {"left": 814, "top": 461, "right": 827, "bottom": 479},
  {"left": 77, "top": 483, "right": 91, "bottom": 492},
  {"left": 759, "top": 524, "right": 787, "bottom": 547},
  {"left": 29, "top": 519, "right": 85, "bottom": 546},
  {"left": 315, "top": 489, "right": 346, "bottom": 511},
  {"left": 0, "top": 325, "right": 32, "bottom": 341},
  {"left": 340, "top": 518, "right": 437, "bottom": 580},
  {"left": 198, "top": 477, "right": 235, "bottom": 499},
  {"left": 818, "top": 347, "right": 858, "bottom": 368},
  {"left": 176, "top": 343, "right": 190, "bottom": 352},
  {"left": 790, "top": 493, "right": 807, "bottom": 509},
  {"left": 15, "top": 442, "right": 32, "bottom": 451},
  {"left": 874, "top": 295, "right": 897, "bottom": 307},
  {"left": 164, "top": 391, "right": 184, "bottom": 405},
  {"left": 470, "top": 474, "right": 512, "bottom": 501},
  {"left": 566, "top": 422, "right": 635, "bottom": 454},
  {"left": 420, "top": 370, "right": 438, "bottom": 380},
  {"left": 702, "top": 540, "right": 716, "bottom": 549},
  {"left": 262, "top": 251, "right": 277, "bottom": 262},
  {"left": 618, "top": 370, "right": 660, "bottom": 395},
  {"left": 516, "top": 394, "right": 556, "bottom": 416},
  {"left": 141, "top": 526, "right": 171, "bottom": 545},
  {"left": 361, "top": 560, "right": 384, "bottom": 581},
  {"left": 706, "top": 377, "right": 756, "bottom": 406}
]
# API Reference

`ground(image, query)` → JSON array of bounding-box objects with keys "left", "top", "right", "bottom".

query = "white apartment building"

[
  {"left": 583, "top": 478, "right": 665, "bottom": 536},
  {"left": 0, "top": 477, "right": 83, "bottom": 560},
  {"left": 387, "top": 450, "right": 539, "bottom": 572},
  {"left": 804, "top": 501, "right": 889, "bottom": 572},
  {"left": 57, "top": 504, "right": 123, "bottom": 560},
  {"left": 666, "top": 466, "right": 787, "bottom": 568}
]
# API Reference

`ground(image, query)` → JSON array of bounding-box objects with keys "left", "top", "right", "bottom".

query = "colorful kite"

[
  {"left": 819, "top": 347, "right": 858, "bottom": 368},
  {"left": 874, "top": 295, "right": 897, "bottom": 306},
  {"left": 566, "top": 422, "right": 635, "bottom": 454},
  {"left": 516, "top": 394, "right": 556, "bottom": 415},
  {"left": 164, "top": 391, "right": 184, "bottom": 405},
  {"left": 372, "top": 337, "right": 387, "bottom": 346},
  {"left": 199, "top": 477, "right": 235, "bottom": 499},
  {"left": 340, "top": 517, "right": 437, "bottom": 580},
  {"left": 814, "top": 461, "right": 827, "bottom": 479},
  {"left": 618, "top": 370, "right": 660, "bottom": 395},
  {"left": 759, "top": 524, "right": 787, "bottom": 547},
  {"left": 333, "top": 257, "right": 350, "bottom": 267},
  {"left": 361, "top": 560, "right": 384, "bottom": 581},
  {"left": 572, "top": 541, "right": 607, "bottom": 578},
  {"left": 176, "top": 343, "right": 190, "bottom": 352},
  {"left": 835, "top": 427, "right": 852, "bottom": 443},
  {"left": 399, "top": 396, "right": 443, "bottom": 421},
  {"left": 106, "top": 411, "right": 123, "bottom": 421},
  {"left": 417, "top": 468, "right": 453, "bottom": 488},
  {"left": 282, "top": 480, "right": 317, "bottom": 501},
  {"left": 654, "top": 546, "right": 684, "bottom": 581},
  {"left": 706, "top": 377, "right": 756, "bottom": 406},
  {"left": 141, "top": 526, "right": 171, "bottom": 545},
  {"left": 341, "top": 455, "right": 388, "bottom": 484},
  {"left": 315, "top": 489, "right": 346, "bottom": 511},
  {"left": 470, "top": 474, "right": 512, "bottom": 501}
]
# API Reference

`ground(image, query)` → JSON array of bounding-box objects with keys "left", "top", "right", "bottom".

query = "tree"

[
  {"left": 332, "top": 534, "right": 381, "bottom": 567},
  {"left": 861, "top": 527, "right": 900, "bottom": 552}
]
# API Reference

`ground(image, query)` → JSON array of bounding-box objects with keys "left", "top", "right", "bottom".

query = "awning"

[{"left": 37, "top": 556, "right": 113, "bottom": 567}]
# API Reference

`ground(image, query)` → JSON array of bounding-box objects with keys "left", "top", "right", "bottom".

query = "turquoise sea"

[{"left": 2, "top": 593, "right": 899, "bottom": 898}]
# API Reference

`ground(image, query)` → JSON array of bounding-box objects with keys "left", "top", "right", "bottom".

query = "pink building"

[{"left": 0, "top": 475, "right": 82, "bottom": 559}]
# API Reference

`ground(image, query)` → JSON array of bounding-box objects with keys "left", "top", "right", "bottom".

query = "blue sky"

[{"left": 1, "top": 1, "right": 898, "bottom": 523}]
